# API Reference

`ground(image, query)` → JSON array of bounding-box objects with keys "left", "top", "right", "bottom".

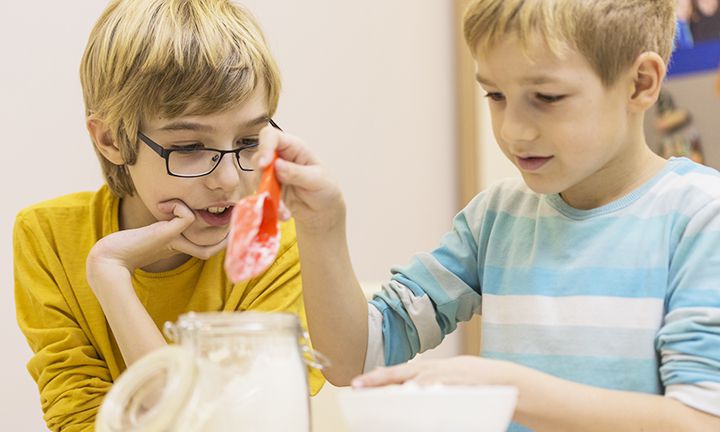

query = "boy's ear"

[
  {"left": 87, "top": 115, "right": 125, "bottom": 165},
  {"left": 628, "top": 52, "right": 666, "bottom": 113}
]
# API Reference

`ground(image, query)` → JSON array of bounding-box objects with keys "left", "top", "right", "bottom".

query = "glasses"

[{"left": 137, "top": 119, "right": 282, "bottom": 178}]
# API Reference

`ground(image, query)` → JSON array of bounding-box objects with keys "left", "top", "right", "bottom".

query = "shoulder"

[
  {"left": 14, "top": 185, "right": 114, "bottom": 239},
  {"left": 644, "top": 158, "right": 720, "bottom": 218},
  {"left": 655, "top": 157, "right": 719, "bottom": 192},
  {"left": 16, "top": 186, "right": 111, "bottom": 220}
]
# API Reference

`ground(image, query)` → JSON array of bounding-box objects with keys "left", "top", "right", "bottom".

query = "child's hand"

[
  {"left": 351, "top": 356, "right": 522, "bottom": 388},
  {"left": 254, "top": 125, "right": 345, "bottom": 235},
  {"left": 87, "top": 199, "right": 227, "bottom": 276}
]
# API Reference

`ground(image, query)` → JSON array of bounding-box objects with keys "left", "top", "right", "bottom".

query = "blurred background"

[{"left": 643, "top": 0, "right": 720, "bottom": 170}]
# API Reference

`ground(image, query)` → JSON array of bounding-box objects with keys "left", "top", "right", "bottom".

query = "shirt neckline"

[{"left": 544, "top": 157, "right": 681, "bottom": 220}]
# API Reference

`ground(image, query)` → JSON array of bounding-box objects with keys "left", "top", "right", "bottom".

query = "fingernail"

[{"left": 351, "top": 379, "right": 364, "bottom": 388}]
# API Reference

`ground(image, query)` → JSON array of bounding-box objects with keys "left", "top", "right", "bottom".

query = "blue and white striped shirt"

[{"left": 366, "top": 157, "right": 720, "bottom": 427}]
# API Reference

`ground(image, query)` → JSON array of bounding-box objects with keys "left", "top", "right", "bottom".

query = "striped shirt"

[{"left": 365, "top": 157, "right": 720, "bottom": 428}]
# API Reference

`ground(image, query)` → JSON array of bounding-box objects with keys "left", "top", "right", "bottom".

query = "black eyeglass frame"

[{"left": 137, "top": 118, "right": 282, "bottom": 178}]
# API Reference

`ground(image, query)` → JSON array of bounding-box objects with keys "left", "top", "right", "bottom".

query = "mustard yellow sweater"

[{"left": 14, "top": 186, "right": 324, "bottom": 431}]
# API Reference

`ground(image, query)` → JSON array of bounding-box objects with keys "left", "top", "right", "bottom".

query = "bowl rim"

[{"left": 338, "top": 384, "right": 519, "bottom": 398}]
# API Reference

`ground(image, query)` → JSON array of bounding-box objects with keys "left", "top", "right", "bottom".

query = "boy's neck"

[
  {"left": 140, "top": 255, "right": 193, "bottom": 273},
  {"left": 559, "top": 128, "right": 667, "bottom": 210}
]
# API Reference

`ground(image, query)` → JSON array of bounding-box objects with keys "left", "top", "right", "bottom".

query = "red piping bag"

[{"left": 224, "top": 154, "right": 281, "bottom": 282}]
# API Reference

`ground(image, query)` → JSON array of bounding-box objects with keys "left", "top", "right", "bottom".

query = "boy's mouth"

[
  {"left": 517, "top": 155, "right": 553, "bottom": 171},
  {"left": 207, "top": 206, "right": 231, "bottom": 214},
  {"left": 197, "top": 205, "right": 234, "bottom": 226}
]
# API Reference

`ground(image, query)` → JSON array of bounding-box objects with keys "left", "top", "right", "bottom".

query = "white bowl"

[{"left": 337, "top": 384, "right": 518, "bottom": 432}]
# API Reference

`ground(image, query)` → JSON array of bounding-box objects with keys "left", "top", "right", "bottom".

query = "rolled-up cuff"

[
  {"left": 666, "top": 382, "right": 720, "bottom": 417},
  {"left": 363, "top": 304, "right": 385, "bottom": 373}
]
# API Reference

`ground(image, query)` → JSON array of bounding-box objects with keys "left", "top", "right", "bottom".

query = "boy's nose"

[
  {"left": 206, "top": 152, "right": 242, "bottom": 191},
  {"left": 499, "top": 107, "right": 539, "bottom": 144}
]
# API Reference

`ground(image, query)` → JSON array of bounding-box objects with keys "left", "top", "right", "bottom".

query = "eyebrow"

[
  {"left": 475, "top": 73, "right": 561, "bottom": 86},
  {"left": 158, "top": 115, "right": 270, "bottom": 132},
  {"left": 475, "top": 74, "right": 495, "bottom": 86},
  {"left": 520, "top": 75, "right": 561, "bottom": 85},
  {"left": 159, "top": 121, "right": 214, "bottom": 132}
]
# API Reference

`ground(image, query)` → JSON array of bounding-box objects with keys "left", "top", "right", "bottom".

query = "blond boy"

[
  {"left": 14, "top": 1, "right": 323, "bottom": 430},
  {"left": 253, "top": 0, "right": 720, "bottom": 430}
]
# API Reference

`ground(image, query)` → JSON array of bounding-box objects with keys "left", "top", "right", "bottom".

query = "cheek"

[
  {"left": 127, "top": 153, "right": 167, "bottom": 187},
  {"left": 489, "top": 115, "right": 509, "bottom": 149},
  {"left": 128, "top": 164, "right": 184, "bottom": 210},
  {"left": 588, "top": 106, "right": 626, "bottom": 153},
  {"left": 551, "top": 106, "right": 608, "bottom": 150},
  {"left": 239, "top": 171, "right": 261, "bottom": 195}
]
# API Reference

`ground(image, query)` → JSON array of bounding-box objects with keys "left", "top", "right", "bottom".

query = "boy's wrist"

[
  {"left": 86, "top": 249, "right": 134, "bottom": 295},
  {"left": 497, "top": 359, "right": 537, "bottom": 390},
  {"left": 295, "top": 216, "right": 347, "bottom": 245},
  {"left": 87, "top": 245, "right": 133, "bottom": 272},
  {"left": 294, "top": 201, "right": 347, "bottom": 239}
]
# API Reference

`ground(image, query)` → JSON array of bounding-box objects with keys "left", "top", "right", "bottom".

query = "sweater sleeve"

[
  {"left": 14, "top": 215, "right": 112, "bottom": 431},
  {"left": 369, "top": 199, "right": 484, "bottom": 367},
  {"left": 657, "top": 197, "right": 720, "bottom": 416},
  {"left": 234, "top": 222, "right": 326, "bottom": 396}
]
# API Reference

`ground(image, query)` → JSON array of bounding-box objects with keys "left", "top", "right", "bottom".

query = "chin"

[
  {"left": 520, "top": 174, "right": 564, "bottom": 195},
  {"left": 183, "top": 227, "right": 229, "bottom": 247}
]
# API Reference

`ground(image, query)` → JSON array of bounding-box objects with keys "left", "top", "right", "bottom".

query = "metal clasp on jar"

[{"left": 299, "top": 330, "right": 331, "bottom": 370}]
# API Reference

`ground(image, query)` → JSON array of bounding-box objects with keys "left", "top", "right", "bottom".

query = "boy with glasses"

[
  {"left": 13, "top": 1, "right": 323, "bottom": 430},
  {"left": 254, "top": 0, "right": 720, "bottom": 430}
]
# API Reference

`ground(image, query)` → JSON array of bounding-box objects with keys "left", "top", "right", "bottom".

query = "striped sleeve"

[
  {"left": 368, "top": 199, "right": 484, "bottom": 366},
  {"left": 657, "top": 191, "right": 720, "bottom": 416}
]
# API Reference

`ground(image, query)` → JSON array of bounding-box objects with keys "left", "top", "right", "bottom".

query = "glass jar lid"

[{"left": 165, "top": 311, "right": 302, "bottom": 341}]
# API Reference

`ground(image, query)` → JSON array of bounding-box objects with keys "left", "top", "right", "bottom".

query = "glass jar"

[{"left": 97, "top": 311, "right": 322, "bottom": 432}]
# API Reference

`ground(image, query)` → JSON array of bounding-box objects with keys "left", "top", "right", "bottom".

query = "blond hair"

[
  {"left": 80, "top": 0, "right": 281, "bottom": 197},
  {"left": 463, "top": 0, "right": 676, "bottom": 86}
]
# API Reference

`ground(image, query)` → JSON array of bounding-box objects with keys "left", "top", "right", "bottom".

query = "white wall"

[
  {"left": 0, "top": 2, "right": 109, "bottom": 431},
  {"left": 0, "top": 1, "right": 457, "bottom": 430}
]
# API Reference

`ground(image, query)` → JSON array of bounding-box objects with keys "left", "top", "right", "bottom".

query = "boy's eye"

[
  {"left": 239, "top": 137, "right": 260, "bottom": 148},
  {"left": 484, "top": 92, "right": 505, "bottom": 102},
  {"left": 536, "top": 93, "right": 566, "bottom": 103}
]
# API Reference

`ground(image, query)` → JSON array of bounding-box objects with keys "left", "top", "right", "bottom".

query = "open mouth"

[
  {"left": 198, "top": 205, "right": 234, "bottom": 226},
  {"left": 206, "top": 206, "right": 231, "bottom": 215}
]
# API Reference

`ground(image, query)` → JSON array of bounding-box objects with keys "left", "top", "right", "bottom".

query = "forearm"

[
  {"left": 296, "top": 221, "right": 369, "bottom": 386},
  {"left": 513, "top": 364, "right": 720, "bottom": 431},
  {"left": 87, "top": 264, "right": 166, "bottom": 367}
]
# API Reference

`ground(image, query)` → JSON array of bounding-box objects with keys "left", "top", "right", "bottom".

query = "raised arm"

[{"left": 255, "top": 126, "right": 369, "bottom": 385}]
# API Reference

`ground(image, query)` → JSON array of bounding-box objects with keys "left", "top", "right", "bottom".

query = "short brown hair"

[
  {"left": 81, "top": 0, "right": 281, "bottom": 197},
  {"left": 463, "top": 0, "right": 676, "bottom": 86}
]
